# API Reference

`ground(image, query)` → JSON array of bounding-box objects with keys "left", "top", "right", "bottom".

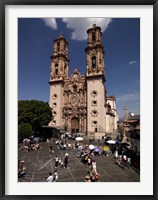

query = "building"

[
  {"left": 123, "top": 114, "right": 140, "bottom": 154},
  {"left": 49, "top": 24, "right": 118, "bottom": 139}
]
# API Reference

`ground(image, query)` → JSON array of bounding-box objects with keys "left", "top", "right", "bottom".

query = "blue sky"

[{"left": 18, "top": 18, "right": 140, "bottom": 119}]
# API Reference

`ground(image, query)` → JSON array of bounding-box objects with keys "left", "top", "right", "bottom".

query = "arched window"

[
  {"left": 57, "top": 42, "right": 60, "bottom": 51},
  {"left": 92, "top": 56, "right": 96, "bottom": 68},
  {"left": 55, "top": 64, "right": 58, "bottom": 74},
  {"left": 73, "top": 85, "right": 77, "bottom": 92},
  {"left": 92, "top": 33, "right": 96, "bottom": 42}
]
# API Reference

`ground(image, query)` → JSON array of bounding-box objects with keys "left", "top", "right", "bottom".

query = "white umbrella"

[
  {"left": 23, "top": 138, "right": 30, "bottom": 143},
  {"left": 75, "top": 137, "right": 83, "bottom": 141},
  {"left": 89, "top": 144, "right": 95, "bottom": 150},
  {"left": 106, "top": 140, "right": 116, "bottom": 144}
]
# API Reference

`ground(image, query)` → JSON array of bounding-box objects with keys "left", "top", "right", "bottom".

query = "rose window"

[
  {"left": 91, "top": 120, "right": 98, "bottom": 127},
  {"left": 91, "top": 109, "right": 98, "bottom": 117},
  {"left": 91, "top": 100, "right": 97, "bottom": 106},
  {"left": 53, "top": 94, "right": 58, "bottom": 99},
  {"left": 52, "top": 120, "right": 56, "bottom": 125},
  {"left": 91, "top": 90, "right": 98, "bottom": 97},
  {"left": 52, "top": 102, "right": 57, "bottom": 108},
  {"left": 52, "top": 111, "right": 57, "bottom": 116}
]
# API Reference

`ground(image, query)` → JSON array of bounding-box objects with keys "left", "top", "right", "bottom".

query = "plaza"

[{"left": 18, "top": 138, "right": 140, "bottom": 182}]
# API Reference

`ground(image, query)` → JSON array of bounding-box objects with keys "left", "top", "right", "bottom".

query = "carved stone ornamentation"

[{"left": 71, "top": 93, "right": 79, "bottom": 107}]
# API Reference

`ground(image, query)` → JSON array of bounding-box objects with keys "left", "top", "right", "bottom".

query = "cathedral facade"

[{"left": 49, "top": 24, "right": 118, "bottom": 139}]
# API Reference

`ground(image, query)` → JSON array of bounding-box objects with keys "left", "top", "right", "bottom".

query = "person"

[
  {"left": 121, "top": 155, "right": 125, "bottom": 169},
  {"left": 87, "top": 157, "right": 92, "bottom": 168},
  {"left": 46, "top": 138, "right": 49, "bottom": 145},
  {"left": 18, "top": 160, "right": 26, "bottom": 178},
  {"left": 53, "top": 169, "right": 58, "bottom": 182},
  {"left": 114, "top": 149, "right": 118, "bottom": 159},
  {"left": 58, "top": 157, "right": 61, "bottom": 166},
  {"left": 68, "top": 142, "right": 71, "bottom": 149},
  {"left": 60, "top": 160, "right": 64, "bottom": 168},
  {"left": 91, "top": 160, "right": 97, "bottom": 172},
  {"left": 95, "top": 174, "right": 100, "bottom": 182},
  {"left": 89, "top": 170, "right": 96, "bottom": 182},
  {"left": 84, "top": 175, "right": 91, "bottom": 182},
  {"left": 47, "top": 172, "right": 53, "bottom": 182},
  {"left": 55, "top": 156, "right": 59, "bottom": 168},
  {"left": 64, "top": 154, "right": 69, "bottom": 169},
  {"left": 49, "top": 145, "right": 54, "bottom": 154}
]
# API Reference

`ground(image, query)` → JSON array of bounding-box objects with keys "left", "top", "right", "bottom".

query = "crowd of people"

[
  {"left": 47, "top": 131, "right": 134, "bottom": 182},
  {"left": 19, "top": 138, "right": 41, "bottom": 151},
  {"left": 18, "top": 132, "right": 135, "bottom": 182}
]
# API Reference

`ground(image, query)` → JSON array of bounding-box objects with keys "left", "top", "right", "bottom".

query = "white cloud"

[
  {"left": 129, "top": 60, "right": 136, "bottom": 65},
  {"left": 62, "top": 18, "right": 112, "bottom": 41},
  {"left": 42, "top": 18, "right": 57, "bottom": 30},
  {"left": 117, "top": 93, "right": 140, "bottom": 102}
]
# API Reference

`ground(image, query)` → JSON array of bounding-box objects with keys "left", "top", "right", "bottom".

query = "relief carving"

[{"left": 71, "top": 93, "right": 79, "bottom": 107}]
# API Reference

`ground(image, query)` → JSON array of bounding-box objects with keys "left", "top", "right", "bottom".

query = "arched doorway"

[{"left": 71, "top": 117, "right": 79, "bottom": 133}]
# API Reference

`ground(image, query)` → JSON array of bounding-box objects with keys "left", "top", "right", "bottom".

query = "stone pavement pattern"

[{"left": 18, "top": 139, "right": 140, "bottom": 182}]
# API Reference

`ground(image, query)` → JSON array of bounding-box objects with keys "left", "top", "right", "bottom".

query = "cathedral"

[{"left": 49, "top": 24, "right": 118, "bottom": 139}]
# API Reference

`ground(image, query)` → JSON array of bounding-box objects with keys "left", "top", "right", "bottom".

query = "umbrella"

[
  {"left": 23, "top": 138, "right": 30, "bottom": 143},
  {"left": 94, "top": 147, "right": 101, "bottom": 152},
  {"left": 103, "top": 146, "right": 110, "bottom": 151},
  {"left": 89, "top": 144, "right": 95, "bottom": 150},
  {"left": 115, "top": 140, "right": 121, "bottom": 144},
  {"left": 75, "top": 137, "right": 83, "bottom": 141},
  {"left": 106, "top": 140, "right": 116, "bottom": 144},
  {"left": 121, "top": 142, "right": 130, "bottom": 147}
]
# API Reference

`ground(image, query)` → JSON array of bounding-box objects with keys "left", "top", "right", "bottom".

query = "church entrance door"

[{"left": 71, "top": 117, "right": 79, "bottom": 133}]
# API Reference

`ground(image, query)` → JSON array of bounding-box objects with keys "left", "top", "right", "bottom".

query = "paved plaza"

[{"left": 18, "top": 138, "right": 140, "bottom": 182}]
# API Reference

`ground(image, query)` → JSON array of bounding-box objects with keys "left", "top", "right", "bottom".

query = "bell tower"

[
  {"left": 85, "top": 24, "right": 105, "bottom": 79},
  {"left": 49, "top": 33, "right": 69, "bottom": 128},
  {"left": 86, "top": 24, "right": 106, "bottom": 138},
  {"left": 50, "top": 33, "right": 69, "bottom": 81}
]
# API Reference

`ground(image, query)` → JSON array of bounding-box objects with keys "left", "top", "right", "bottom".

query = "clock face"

[{"left": 73, "top": 74, "right": 78, "bottom": 78}]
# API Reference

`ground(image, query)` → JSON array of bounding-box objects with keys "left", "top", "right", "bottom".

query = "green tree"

[
  {"left": 18, "top": 100, "right": 52, "bottom": 136},
  {"left": 18, "top": 123, "right": 32, "bottom": 137}
]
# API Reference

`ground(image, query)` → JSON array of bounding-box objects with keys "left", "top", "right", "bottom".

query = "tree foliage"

[
  {"left": 18, "top": 100, "right": 52, "bottom": 136},
  {"left": 18, "top": 123, "right": 32, "bottom": 137}
]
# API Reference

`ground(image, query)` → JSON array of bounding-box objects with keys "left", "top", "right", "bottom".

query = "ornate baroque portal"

[
  {"left": 71, "top": 117, "right": 79, "bottom": 133},
  {"left": 62, "top": 68, "right": 87, "bottom": 133}
]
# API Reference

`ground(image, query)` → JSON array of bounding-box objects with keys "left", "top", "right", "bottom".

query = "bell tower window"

[
  {"left": 92, "top": 33, "right": 96, "bottom": 42},
  {"left": 57, "top": 42, "right": 60, "bottom": 51},
  {"left": 55, "top": 64, "right": 58, "bottom": 74},
  {"left": 92, "top": 56, "right": 96, "bottom": 68}
]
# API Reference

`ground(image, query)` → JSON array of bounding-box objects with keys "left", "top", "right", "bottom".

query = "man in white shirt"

[{"left": 47, "top": 172, "right": 53, "bottom": 182}]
